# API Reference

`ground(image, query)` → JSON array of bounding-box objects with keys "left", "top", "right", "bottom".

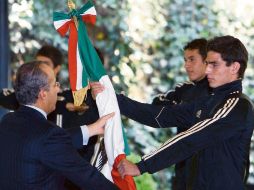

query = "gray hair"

[{"left": 14, "top": 61, "right": 50, "bottom": 105}]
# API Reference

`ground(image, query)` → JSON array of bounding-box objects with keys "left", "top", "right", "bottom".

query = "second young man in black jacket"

[{"left": 152, "top": 38, "right": 209, "bottom": 190}]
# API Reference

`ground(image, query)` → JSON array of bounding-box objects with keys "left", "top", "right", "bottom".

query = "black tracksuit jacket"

[
  {"left": 152, "top": 78, "right": 210, "bottom": 190},
  {"left": 118, "top": 80, "right": 254, "bottom": 190},
  {"left": 152, "top": 78, "right": 209, "bottom": 107}
]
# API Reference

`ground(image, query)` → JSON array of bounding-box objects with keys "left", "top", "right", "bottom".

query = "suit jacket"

[
  {"left": 0, "top": 89, "right": 98, "bottom": 161},
  {"left": 0, "top": 106, "right": 118, "bottom": 190}
]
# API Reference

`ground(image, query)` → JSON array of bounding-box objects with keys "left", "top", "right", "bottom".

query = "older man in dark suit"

[{"left": 0, "top": 61, "right": 118, "bottom": 190}]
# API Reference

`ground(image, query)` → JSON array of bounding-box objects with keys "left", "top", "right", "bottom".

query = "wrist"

[
  {"left": 87, "top": 124, "right": 94, "bottom": 137},
  {"left": 136, "top": 160, "right": 146, "bottom": 175}
]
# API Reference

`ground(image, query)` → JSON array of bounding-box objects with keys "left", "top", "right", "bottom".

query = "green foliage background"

[{"left": 8, "top": 0, "right": 254, "bottom": 189}]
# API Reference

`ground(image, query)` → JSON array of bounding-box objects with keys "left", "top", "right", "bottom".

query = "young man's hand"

[
  {"left": 90, "top": 82, "right": 105, "bottom": 100},
  {"left": 117, "top": 159, "right": 141, "bottom": 178},
  {"left": 66, "top": 102, "right": 89, "bottom": 112}
]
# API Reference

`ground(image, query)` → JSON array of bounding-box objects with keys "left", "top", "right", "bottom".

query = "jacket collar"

[
  {"left": 194, "top": 77, "right": 207, "bottom": 85},
  {"left": 25, "top": 105, "right": 47, "bottom": 119},
  {"left": 211, "top": 79, "right": 242, "bottom": 95},
  {"left": 18, "top": 105, "right": 47, "bottom": 120}
]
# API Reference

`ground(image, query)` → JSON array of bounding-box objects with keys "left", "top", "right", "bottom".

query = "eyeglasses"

[{"left": 54, "top": 82, "right": 61, "bottom": 88}]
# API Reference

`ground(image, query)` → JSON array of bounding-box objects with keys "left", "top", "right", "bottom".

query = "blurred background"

[{"left": 1, "top": 0, "right": 254, "bottom": 189}]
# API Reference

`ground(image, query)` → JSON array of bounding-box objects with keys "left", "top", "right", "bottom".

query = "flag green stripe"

[
  {"left": 53, "top": 12, "right": 70, "bottom": 21},
  {"left": 78, "top": 21, "right": 106, "bottom": 83},
  {"left": 53, "top": 0, "right": 93, "bottom": 22},
  {"left": 78, "top": 0, "right": 94, "bottom": 14}
]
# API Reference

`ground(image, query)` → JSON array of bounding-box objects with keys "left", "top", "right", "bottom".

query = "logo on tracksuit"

[{"left": 196, "top": 110, "right": 202, "bottom": 118}]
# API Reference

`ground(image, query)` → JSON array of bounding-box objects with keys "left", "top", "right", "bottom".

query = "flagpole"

[{"left": 68, "top": 0, "right": 79, "bottom": 29}]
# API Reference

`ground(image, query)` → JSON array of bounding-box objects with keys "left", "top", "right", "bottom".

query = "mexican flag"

[{"left": 53, "top": 1, "right": 136, "bottom": 190}]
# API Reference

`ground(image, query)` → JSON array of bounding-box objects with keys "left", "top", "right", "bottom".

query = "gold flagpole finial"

[{"left": 68, "top": 0, "right": 79, "bottom": 29}]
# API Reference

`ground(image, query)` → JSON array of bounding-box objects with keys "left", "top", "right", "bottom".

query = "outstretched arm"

[
  {"left": 123, "top": 97, "right": 253, "bottom": 175},
  {"left": 90, "top": 82, "right": 194, "bottom": 129},
  {"left": 66, "top": 112, "right": 114, "bottom": 149}
]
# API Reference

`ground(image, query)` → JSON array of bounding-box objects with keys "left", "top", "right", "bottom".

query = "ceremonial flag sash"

[{"left": 53, "top": 1, "right": 100, "bottom": 105}]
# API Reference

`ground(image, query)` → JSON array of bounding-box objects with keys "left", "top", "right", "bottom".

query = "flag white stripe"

[
  {"left": 53, "top": 19, "right": 70, "bottom": 30},
  {"left": 54, "top": 7, "right": 96, "bottom": 31},
  {"left": 76, "top": 46, "right": 83, "bottom": 90},
  {"left": 143, "top": 97, "right": 239, "bottom": 160},
  {"left": 81, "top": 7, "right": 96, "bottom": 16},
  {"left": 96, "top": 75, "right": 125, "bottom": 181}
]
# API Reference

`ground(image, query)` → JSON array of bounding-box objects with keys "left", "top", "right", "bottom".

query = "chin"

[
  {"left": 208, "top": 82, "right": 215, "bottom": 88},
  {"left": 190, "top": 77, "right": 197, "bottom": 81},
  {"left": 210, "top": 84, "right": 219, "bottom": 88},
  {"left": 49, "top": 107, "right": 56, "bottom": 113}
]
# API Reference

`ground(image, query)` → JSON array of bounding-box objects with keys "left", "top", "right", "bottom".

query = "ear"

[
  {"left": 230, "top": 62, "right": 240, "bottom": 75},
  {"left": 38, "top": 89, "right": 47, "bottom": 100},
  {"left": 54, "top": 65, "right": 61, "bottom": 75}
]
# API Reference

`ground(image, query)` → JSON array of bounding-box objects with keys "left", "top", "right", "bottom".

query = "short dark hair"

[
  {"left": 207, "top": 35, "right": 248, "bottom": 78},
  {"left": 36, "top": 45, "right": 63, "bottom": 68},
  {"left": 184, "top": 38, "right": 208, "bottom": 60},
  {"left": 14, "top": 61, "right": 49, "bottom": 105}
]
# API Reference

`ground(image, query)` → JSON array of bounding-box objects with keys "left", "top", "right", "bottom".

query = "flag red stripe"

[
  {"left": 112, "top": 154, "right": 137, "bottom": 190},
  {"left": 68, "top": 21, "right": 78, "bottom": 91},
  {"left": 56, "top": 21, "right": 71, "bottom": 37},
  {"left": 81, "top": 15, "right": 96, "bottom": 25}
]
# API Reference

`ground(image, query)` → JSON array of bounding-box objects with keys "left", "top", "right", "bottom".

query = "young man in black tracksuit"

[
  {"left": 93, "top": 36, "right": 254, "bottom": 190},
  {"left": 152, "top": 39, "right": 209, "bottom": 190}
]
